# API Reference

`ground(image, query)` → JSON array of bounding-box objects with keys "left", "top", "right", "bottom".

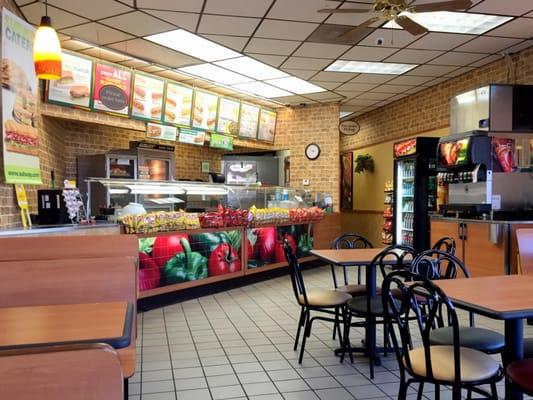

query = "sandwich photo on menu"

[{"left": 4, "top": 119, "right": 39, "bottom": 157}]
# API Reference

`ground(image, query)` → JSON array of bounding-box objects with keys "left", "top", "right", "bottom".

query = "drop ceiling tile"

[
  {"left": 389, "top": 93, "right": 409, "bottom": 101},
  {"left": 198, "top": 15, "right": 261, "bottom": 36},
  {"left": 374, "top": 99, "right": 393, "bottom": 107},
  {"left": 408, "top": 33, "right": 475, "bottom": 51},
  {"left": 503, "top": 39, "right": 533, "bottom": 54},
  {"left": 373, "top": 84, "right": 415, "bottom": 94},
  {"left": 61, "top": 39, "right": 93, "bottom": 51},
  {"left": 406, "top": 86, "right": 428, "bottom": 95},
  {"left": 405, "top": 64, "right": 460, "bottom": 77},
  {"left": 135, "top": 0, "right": 204, "bottom": 12},
  {"left": 385, "top": 49, "right": 444, "bottom": 64},
  {"left": 100, "top": 11, "right": 175, "bottom": 37},
  {"left": 281, "top": 57, "right": 333, "bottom": 70},
  {"left": 244, "top": 38, "right": 301, "bottom": 55},
  {"left": 341, "top": 45, "right": 399, "bottom": 61},
  {"left": 201, "top": 35, "right": 249, "bottom": 51},
  {"left": 306, "top": 23, "right": 372, "bottom": 45},
  {"left": 272, "top": 95, "right": 313, "bottom": 104},
  {"left": 422, "top": 77, "right": 450, "bottom": 87},
  {"left": 304, "top": 91, "right": 343, "bottom": 100},
  {"left": 138, "top": 65, "right": 167, "bottom": 73},
  {"left": 487, "top": 18, "right": 533, "bottom": 39},
  {"left": 293, "top": 42, "right": 351, "bottom": 59},
  {"left": 468, "top": 54, "right": 502, "bottom": 67},
  {"left": 428, "top": 52, "right": 487, "bottom": 66},
  {"left": 267, "top": 0, "right": 339, "bottom": 23},
  {"left": 247, "top": 54, "right": 288, "bottom": 67},
  {"left": 470, "top": 0, "right": 533, "bottom": 16},
  {"left": 254, "top": 19, "right": 319, "bottom": 40},
  {"left": 20, "top": 3, "right": 89, "bottom": 29},
  {"left": 387, "top": 75, "right": 434, "bottom": 86},
  {"left": 154, "top": 69, "right": 193, "bottom": 82},
  {"left": 356, "top": 28, "right": 419, "bottom": 48},
  {"left": 335, "top": 89, "right": 365, "bottom": 96},
  {"left": 204, "top": 0, "right": 273, "bottom": 17},
  {"left": 61, "top": 23, "right": 134, "bottom": 45},
  {"left": 349, "top": 74, "right": 396, "bottom": 83},
  {"left": 454, "top": 36, "right": 522, "bottom": 53},
  {"left": 48, "top": 0, "right": 132, "bottom": 20},
  {"left": 80, "top": 47, "right": 131, "bottom": 63},
  {"left": 445, "top": 66, "right": 476, "bottom": 78},
  {"left": 117, "top": 58, "right": 151, "bottom": 68},
  {"left": 143, "top": 10, "right": 199, "bottom": 31},
  {"left": 109, "top": 39, "right": 203, "bottom": 68},
  {"left": 280, "top": 69, "right": 319, "bottom": 80},
  {"left": 336, "top": 82, "right": 379, "bottom": 91},
  {"left": 311, "top": 81, "right": 343, "bottom": 90},
  {"left": 355, "top": 91, "right": 395, "bottom": 100},
  {"left": 344, "top": 98, "right": 380, "bottom": 106},
  {"left": 325, "top": 3, "right": 382, "bottom": 26},
  {"left": 312, "top": 71, "right": 358, "bottom": 82}
]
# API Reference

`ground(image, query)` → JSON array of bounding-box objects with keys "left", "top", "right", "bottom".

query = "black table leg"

[
  {"left": 504, "top": 319, "right": 524, "bottom": 400},
  {"left": 366, "top": 259, "right": 379, "bottom": 367}
]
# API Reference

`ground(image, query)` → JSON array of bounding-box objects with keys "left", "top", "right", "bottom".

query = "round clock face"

[{"left": 305, "top": 143, "right": 320, "bottom": 160}]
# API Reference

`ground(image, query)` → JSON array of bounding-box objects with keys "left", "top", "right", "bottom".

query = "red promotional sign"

[
  {"left": 394, "top": 138, "right": 417, "bottom": 158},
  {"left": 92, "top": 62, "right": 131, "bottom": 116}
]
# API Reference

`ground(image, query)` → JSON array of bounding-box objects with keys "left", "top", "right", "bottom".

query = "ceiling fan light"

[{"left": 33, "top": 15, "right": 62, "bottom": 80}]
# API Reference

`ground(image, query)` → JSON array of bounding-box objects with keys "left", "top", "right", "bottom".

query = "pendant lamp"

[{"left": 33, "top": 0, "right": 62, "bottom": 80}]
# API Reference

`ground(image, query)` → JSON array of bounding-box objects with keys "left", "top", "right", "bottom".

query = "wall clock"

[{"left": 305, "top": 143, "right": 321, "bottom": 160}]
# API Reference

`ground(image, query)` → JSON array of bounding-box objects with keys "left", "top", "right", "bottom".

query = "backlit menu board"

[
  {"left": 239, "top": 103, "right": 260, "bottom": 139},
  {"left": 164, "top": 82, "right": 193, "bottom": 126},
  {"left": 47, "top": 51, "right": 92, "bottom": 109},
  {"left": 192, "top": 90, "right": 218, "bottom": 131},
  {"left": 258, "top": 108, "right": 276, "bottom": 142},
  {"left": 217, "top": 97, "right": 240, "bottom": 136},
  {"left": 131, "top": 72, "right": 164, "bottom": 121},
  {"left": 92, "top": 62, "right": 132, "bottom": 116}
]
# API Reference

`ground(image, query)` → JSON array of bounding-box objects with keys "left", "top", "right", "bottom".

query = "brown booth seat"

[
  {"left": 298, "top": 289, "right": 351, "bottom": 307},
  {"left": 506, "top": 358, "right": 533, "bottom": 396},
  {"left": 407, "top": 345, "right": 501, "bottom": 383}
]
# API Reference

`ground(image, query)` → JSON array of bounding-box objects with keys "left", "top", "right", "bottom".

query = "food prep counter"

[{"left": 0, "top": 223, "right": 120, "bottom": 237}]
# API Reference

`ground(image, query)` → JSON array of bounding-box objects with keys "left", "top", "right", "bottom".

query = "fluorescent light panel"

[
  {"left": 232, "top": 81, "right": 292, "bottom": 98},
  {"left": 179, "top": 63, "right": 253, "bottom": 85},
  {"left": 215, "top": 57, "right": 289, "bottom": 80},
  {"left": 265, "top": 77, "right": 326, "bottom": 95},
  {"left": 384, "top": 11, "right": 512, "bottom": 34},
  {"left": 326, "top": 60, "right": 417, "bottom": 74},
  {"left": 145, "top": 29, "right": 240, "bottom": 62}
]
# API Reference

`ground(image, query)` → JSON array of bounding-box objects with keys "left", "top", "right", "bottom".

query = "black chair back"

[
  {"left": 283, "top": 238, "right": 309, "bottom": 306},
  {"left": 411, "top": 250, "right": 470, "bottom": 280},
  {"left": 382, "top": 270, "right": 462, "bottom": 383},
  {"left": 332, "top": 233, "right": 373, "bottom": 250},
  {"left": 377, "top": 244, "right": 418, "bottom": 279},
  {"left": 432, "top": 236, "right": 457, "bottom": 255}
]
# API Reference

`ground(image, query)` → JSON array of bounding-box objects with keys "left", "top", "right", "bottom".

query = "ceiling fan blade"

[
  {"left": 317, "top": 8, "right": 371, "bottom": 13},
  {"left": 395, "top": 15, "right": 428, "bottom": 35},
  {"left": 412, "top": 0, "right": 472, "bottom": 13},
  {"left": 339, "top": 16, "right": 381, "bottom": 38}
]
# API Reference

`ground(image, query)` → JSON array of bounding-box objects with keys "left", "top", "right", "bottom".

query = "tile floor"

[{"left": 130, "top": 266, "right": 533, "bottom": 400}]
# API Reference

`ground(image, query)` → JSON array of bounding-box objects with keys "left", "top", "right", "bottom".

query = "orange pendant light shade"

[{"left": 33, "top": 15, "right": 62, "bottom": 80}]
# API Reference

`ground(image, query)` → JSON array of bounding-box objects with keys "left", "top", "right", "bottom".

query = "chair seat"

[
  {"left": 406, "top": 345, "right": 501, "bottom": 383},
  {"left": 506, "top": 358, "right": 533, "bottom": 395},
  {"left": 430, "top": 327, "right": 505, "bottom": 354},
  {"left": 336, "top": 284, "right": 381, "bottom": 297},
  {"left": 299, "top": 289, "right": 351, "bottom": 307},
  {"left": 346, "top": 296, "right": 384, "bottom": 316}
]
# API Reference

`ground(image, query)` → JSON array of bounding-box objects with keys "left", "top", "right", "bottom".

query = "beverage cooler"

[{"left": 393, "top": 137, "right": 439, "bottom": 251}]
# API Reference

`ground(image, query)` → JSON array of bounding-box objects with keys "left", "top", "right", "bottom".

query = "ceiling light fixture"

[
  {"left": 215, "top": 57, "right": 289, "bottom": 80},
  {"left": 33, "top": 0, "right": 62, "bottom": 80},
  {"left": 384, "top": 11, "right": 512, "bottom": 35},
  {"left": 145, "top": 29, "right": 240, "bottom": 62},
  {"left": 326, "top": 60, "right": 417, "bottom": 74},
  {"left": 265, "top": 77, "right": 326, "bottom": 95},
  {"left": 231, "top": 81, "right": 292, "bottom": 98},
  {"left": 179, "top": 63, "right": 253, "bottom": 85}
]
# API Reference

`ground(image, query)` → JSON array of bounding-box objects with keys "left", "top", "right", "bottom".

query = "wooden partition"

[{"left": 516, "top": 228, "right": 533, "bottom": 274}]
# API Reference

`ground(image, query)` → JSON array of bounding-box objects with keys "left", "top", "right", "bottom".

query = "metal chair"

[
  {"left": 341, "top": 245, "right": 417, "bottom": 379},
  {"left": 382, "top": 270, "right": 503, "bottom": 400},
  {"left": 283, "top": 239, "right": 351, "bottom": 364},
  {"left": 412, "top": 250, "right": 505, "bottom": 355},
  {"left": 432, "top": 236, "right": 457, "bottom": 255}
]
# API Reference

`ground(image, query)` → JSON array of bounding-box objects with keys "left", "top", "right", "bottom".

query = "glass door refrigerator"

[{"left": 393, "top": 137, "right": 439, "bottom": 251}]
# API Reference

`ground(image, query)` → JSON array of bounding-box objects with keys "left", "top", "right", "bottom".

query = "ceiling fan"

[{"left": 318, "top": 0, "right": 472, "bottom": 38}]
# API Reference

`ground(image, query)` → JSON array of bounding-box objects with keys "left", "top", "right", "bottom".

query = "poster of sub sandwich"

[
  {"left": 217, "top": 97, "right": 240, "bottom": 136},
  {"left": 131, "top": 72, "right": 164, "bottom": 122},
  {"left": 47, "top": 51, "right": 93, "bottom": 109},
  {"left": 92, "top": 61, "right": 132, "bottom": 116},
  {"left": 192, "top": 90, "right": 218, "bottom": 131},
  {"left": 164, "top": 82, "right": 193, "bottom": 126},
  {"left": 239, "top": 103, "right": 260, "bottom": 139},
  {"left": 258, "top": 108, "right": 277, "bottom": 143},
  {"left": 1, "top": 8, "right": 42, "bottom": 184}
]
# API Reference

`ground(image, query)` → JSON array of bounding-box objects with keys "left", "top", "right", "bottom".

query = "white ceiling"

[{"left": 16, "top": 0, "right": 533, "bottom": 116}]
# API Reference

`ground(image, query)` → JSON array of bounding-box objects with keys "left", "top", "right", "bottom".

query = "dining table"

[
  {"left": 434, "top": 275, "right": 533, "bottom": 400},
  {"left": 310, "top": 248, "right": 387, "bottom": 363},
  {"left": 0, "top": 301, "right": 134, "bottom": 351}
]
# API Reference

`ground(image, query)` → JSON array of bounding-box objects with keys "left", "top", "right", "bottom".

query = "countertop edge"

[
  {"left": 0, "top": 224, "right": 120, "bottom": 237},
  {"left": 430, "top": 215, "right": 533, "bottom": 224}
]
